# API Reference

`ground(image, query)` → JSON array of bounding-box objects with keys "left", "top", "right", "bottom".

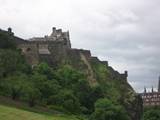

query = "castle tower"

[
  {"left": 124, "top": 71, "right": 128, "bottom": 77},
  {"left": 7, "top": 27, "right": 14, "bottom": 35},
  {"left": 158, "top": 76, "right": 160, "bottom": 92},
  {"left": 50, "top": 27, "right": 57, "bottom": 37},
  {"left": 8, "top": 27, "right": 12, "bottom": 33}
]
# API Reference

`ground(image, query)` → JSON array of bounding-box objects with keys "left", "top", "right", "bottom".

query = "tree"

[
  {"left": 23, "top": 82, "right": 41, "bottom": 107},
  {"left": 90, "top": 98, "right": 130, "bottom": 120},
  {"left": 4, "top": 74, "right": 27, "bottom": 100},
  {"left": 0, "top": 31, "right": 16, "bottom": 49},
  {"left": 55, "top": 65, "right": 85, "bottom": 87},
  {"left": 0, "top": 49, "right": 30, "bottom": 77},
  {"left": 33, "top": 62, "right": 54, "bottom": 80},
  {"left": 73, "top": 79, "right": 93, "bottom": 113},
  {"left": 143, "top": 107, "right": 160, "bottom": 120},
  {"left": 50, "top": 89, "right": 81, "bottom": 114},
  {"left": 39, "top": 80, "right": 61, "bottom": 105}
]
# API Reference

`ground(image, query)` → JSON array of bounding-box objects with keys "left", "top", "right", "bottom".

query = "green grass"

[{"left": 0, "top": 104, "right": 81, "bottom": 120}]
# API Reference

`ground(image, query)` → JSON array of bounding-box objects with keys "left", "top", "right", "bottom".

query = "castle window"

[{"left": 26, "top": 48, "right": 31, "bottom": 52}]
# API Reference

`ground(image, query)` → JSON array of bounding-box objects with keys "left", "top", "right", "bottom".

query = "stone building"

[
  {"left": 140, "top": 76, "right": 160, "bottom": 106},
  {"left": 16, "top": 27, "right": 71, "bottom": 65}
]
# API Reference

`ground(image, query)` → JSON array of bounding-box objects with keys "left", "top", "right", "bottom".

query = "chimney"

[{"left": 152, "top": 86, "right": 154, "bottom": 93}]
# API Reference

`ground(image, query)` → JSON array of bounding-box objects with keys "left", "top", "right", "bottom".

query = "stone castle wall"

[
  {"left": 18, "top": 43, "right": 39, "bottom": 65},
  {"left": 15, "top": 27, "right": 128, "bottom": 81},
  {"left": 16, "top": 27, "right": 71, "bottom": 66}
]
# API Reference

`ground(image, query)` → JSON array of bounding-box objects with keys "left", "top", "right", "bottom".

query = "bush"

[
  {"left": 0, "top": 49, "right": 30, "bottom": 77},
  {"left": 3, "top": 73, "right": 28, "bottom": 100},
  {"left": 143, "top": 107, "right": 160, "bottom": 120},
  {"left": 90, "top": 98, "right": 130, "bottom": 120},
  {"left": 0, "top": 31, "right": 16, "bottom": 49},
  {"left": 49, "top": 89, "right": 81, "bottom": 114},
  {"left": 22, "top": 82, "right": 41, "bottom": 107},
  {"left": 48, "top": 105, "right": 69, "bottom": 114}
]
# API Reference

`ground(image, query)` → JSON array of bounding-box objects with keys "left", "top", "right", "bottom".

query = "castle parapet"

[
  {"left": 125, "top": 70, "right": 128, "bottom": 77},
  {"left": 79, "top": 49, "right": 91, "bottom": 59},
  {"left": 91, "top": 57, "right": 100, "bottom": 62},
  {"left": 56, "top": 29, "right": 62, "bottom": 34},
  {"left": 120, "top": 71, "right": 128, "bottom": 81}
]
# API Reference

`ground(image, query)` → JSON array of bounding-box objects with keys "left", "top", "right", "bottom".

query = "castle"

[
  {"left": 3, "top": 27, "right": 128, "bottom": 83},
  {"left": 140, "top": 77, "right": 160, "bottom": 106},
  {"left": 14, "top": 27, "right": 71, "bottom": 65}
]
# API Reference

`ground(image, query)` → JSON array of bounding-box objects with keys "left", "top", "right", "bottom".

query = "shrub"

[{"left": 90, "top": 98, "right": 130, "bottom": 120}]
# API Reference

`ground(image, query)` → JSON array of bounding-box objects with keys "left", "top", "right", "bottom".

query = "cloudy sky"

[{"left": 0, "top": 0, "right": 160, "bottom": 92}]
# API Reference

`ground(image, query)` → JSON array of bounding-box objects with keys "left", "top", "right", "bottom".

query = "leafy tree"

[
  {"left": 4, "top": 74, "right": 28, "bottom": 100},
  {"left": 90, "top": 98, "right": 130, "bottom": 120},
  {"left": 0, "top": 49, "right": 30, "bottom": 77},
  {"left": 143, "top": 107, "right": 160, "bottom": 120},
  {"left": 73, "top": 79, "right": 93, "bottom": 113},
  {"left": 30, "top": 73, "right": 48, "bottom": 88},
  {"left": 39, "top": 80, "right": 61, "bottom": 105},
  {"left": 50, "top": 89, "right": 81, "bottom": 114},
  {"left": 22, "top": 82, "right": 41, "bottom": 107},
  {"left": 55, "top": 65, "right": 85, "bottom": 87},
  {"left": 0, "top": 31, "right": 16, "bottom": 49},
  {"left": 28, "top": 72, "right": 61, "bottom": 105},
  {"left": 88, "top": 85, "right": 105, "bottom": 112},
  {"left": 33, "top": 62, "right": 54, "bottom": 80}
]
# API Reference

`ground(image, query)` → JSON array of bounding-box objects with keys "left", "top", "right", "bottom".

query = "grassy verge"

[
  {"left": 0, "top": 96, "right": 86, "bottom": 120},
  {"left": 0, "top": 104, "right": 81, "bottom": 120}
]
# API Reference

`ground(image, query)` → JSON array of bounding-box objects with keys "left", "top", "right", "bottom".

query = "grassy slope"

[{"left": 0, "top": 104, "right": 80, "bottom": 120}]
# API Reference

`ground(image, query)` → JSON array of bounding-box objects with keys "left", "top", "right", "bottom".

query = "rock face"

[{"left": 1, "top": 27, "right": 142, "bottom": 120}]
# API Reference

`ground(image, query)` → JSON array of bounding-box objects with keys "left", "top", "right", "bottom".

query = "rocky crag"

[{"left": 1, "top": 27, "right": 143, "bottom": 120}]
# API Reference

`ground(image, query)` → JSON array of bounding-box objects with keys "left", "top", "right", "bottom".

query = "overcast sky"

[{"left": 0, "top": 0, "right": 160, "bottom": 92}]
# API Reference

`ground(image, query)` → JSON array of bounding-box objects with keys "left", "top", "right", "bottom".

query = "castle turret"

[
  {"left": 63, "top": 31, "right": 71, "bottom": 48},
  {"left": 125, "top": 71, "right": 128, "bottom": 77},
  {"left": 7, "top": 27, "right": 14, "bottom": 35},
  {"left": 152, "top": 86, "right": 154, "bottom": 93},
  {"left": 50, "top": 27, "right": 57, "bottom": 37},
  {"left": 158, "top": 76, "right": 160, "bottom": 92},
  {"left": 8, "top": 27, "right": 12, "bottom": 33},
  {"left": 52, "top": 27, "right": 56, "bottom": 32}
]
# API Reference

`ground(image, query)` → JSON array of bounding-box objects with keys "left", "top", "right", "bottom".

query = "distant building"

[{"left": 140, "top": 76, "right": 160, "bottom": 106}]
